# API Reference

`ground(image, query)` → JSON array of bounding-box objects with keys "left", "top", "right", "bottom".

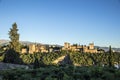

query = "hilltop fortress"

[
  {"left": 62, "top": 42, "right": 98, "bottom": 53},
  {"left": 21, "top": 42, "right": 104, "bottom": 54}
]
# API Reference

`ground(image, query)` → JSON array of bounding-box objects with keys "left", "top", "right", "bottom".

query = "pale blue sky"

[{"left": 0, "top": 0, "right": 120, "bottom": 47}]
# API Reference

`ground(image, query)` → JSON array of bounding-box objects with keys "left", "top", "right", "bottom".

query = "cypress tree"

[
  {"left": 8, "top": 23, "right": 20, "bottom": 52},
  {"left": 3, "top": 23, "right": 22, "bottom": 64},
  {"left": 108, "top": 45, "right": 112, "bottom": 67}
]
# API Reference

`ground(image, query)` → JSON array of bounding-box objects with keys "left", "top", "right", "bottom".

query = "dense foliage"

[
  {"left": 0, "top": 50, "right": 120, "bottom": 67},
  {"left": 70, "top": 52, "right": 120, "bottom": 67},
  {"left": 0, "top": 66, "right": 120, "bottom": 80},
  {"left": 3, "top": 49, "right": 22, "bottom": 64},
  {"left": 20, "top": 52, "right": 120, "bottom": 68}
]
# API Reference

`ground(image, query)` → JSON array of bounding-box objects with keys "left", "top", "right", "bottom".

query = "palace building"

[{"left": 21, "top": 42, "right": 104, "bottom": 54}]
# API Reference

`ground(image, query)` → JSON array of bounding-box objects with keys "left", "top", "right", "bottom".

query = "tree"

[
  {"left": 33, "top": 58, "right": 40, "bottom": 69},
  {"left": 3, "top": 23, "right": 22, "bottom": 64},
  {"left": 108, "top": 45, "right": 113, "bottom": 67},
  {"left": 33, "top": 53, "right": 39, "bottom": 69},
  {"left": 8, "top": 23, "right": 20, "bottom": 52},
  {"left": 3, "top": 49, "right": 22, "bottom": 64}
]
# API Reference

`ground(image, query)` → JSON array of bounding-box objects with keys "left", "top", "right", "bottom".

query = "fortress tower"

[
  {"left": 89, "top": 43, "right": 94, "bottom": 49},
  {"left": 29, "top": 44, "right": 36, "bottom": 54},
  {"left": 64, "top": 42, "right": 71, "bottom": 49}
]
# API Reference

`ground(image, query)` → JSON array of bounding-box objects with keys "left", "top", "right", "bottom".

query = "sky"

[{"left": 0, "top": 0, "right": 120, "bottom": 47}]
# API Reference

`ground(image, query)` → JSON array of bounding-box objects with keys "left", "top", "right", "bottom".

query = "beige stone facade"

[
  {"left": 21, "top": 44, "right": 59, "bottom": 54},
  {"left": 62, "top": 42, "right": 102, "bottom": 53},
  {"left": 28, "top": 44, "right": 48, "bottom": 54},
  {"left": 21, "top": 48, "right": 27, "bottom": 54},
  {"left": 29, "top": 44, "right": 36, "bottom": 54},
  {"left": 21, "top": 42, "right": 104, "bottom": 54}
]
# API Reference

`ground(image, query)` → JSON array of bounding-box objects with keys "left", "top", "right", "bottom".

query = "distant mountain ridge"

[
  {"left": 0, "top": 39, "right": 9, "bottom": 45},
  {"left": 0, "top": 39, "right": 37, "bottom": 46},
  {"left": 0, "top": 39, "right": 120, "bottom": 52}
]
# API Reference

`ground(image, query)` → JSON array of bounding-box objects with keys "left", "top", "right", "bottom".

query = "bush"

[{"left": 0, "top": 66, "right": 120, "bottom": 80}]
